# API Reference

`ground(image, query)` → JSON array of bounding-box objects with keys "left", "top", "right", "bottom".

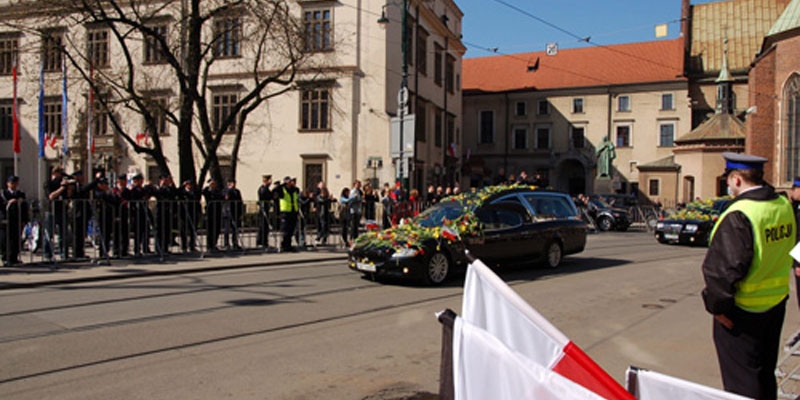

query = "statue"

[{"left": 595, "top": 136, "right": 616, "bottom": 178}]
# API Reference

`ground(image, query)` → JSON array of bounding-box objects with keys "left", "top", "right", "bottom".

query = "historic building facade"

[{"left": 0, "top": 0, "right": 465, "bottom": 200}]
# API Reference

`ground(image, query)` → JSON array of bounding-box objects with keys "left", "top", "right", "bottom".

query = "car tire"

[
  {"left": 545, "top": 241, "right": 562, "bottom": 269},
  {"left": 597, "top": 216, "right": 613, "bottom": 232},
  {"left": 425, "top": 251, "right": 450, "bottom": 285}
]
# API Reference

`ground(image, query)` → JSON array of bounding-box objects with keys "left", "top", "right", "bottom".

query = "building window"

[
  {"left": 212, "top": 92, "right": 238, "bottom": 133},
  {"left": 536, "top": 126, "right": 550, "bottom": 150},
  {"left": 616, "top": 125, "right": 631, "bottom": 147},
  {"left": 571, "top": 126, "right": 585, "bottom": 149},
  {"left": 572, "top": 98, "right": 584, "bottom": 114},
  {"left": 0, "top": 36, "right": 19, "bottom": 76},
  {"left": 42, "top": 32, "right": 62, "bottom": 72},
  {"left": 143, "top": 24, "right": 168, "bottom": 64},
  {"left": 784, "top": 74, "right": 800, "bottom": 183},
  {"left": 213, "top": 17, "right": 242, "bottom": 58},
  {"left": 434, "top": 108, "right": 443, "bottom": 147},
  {"left": 648, "top": 179, "right": 660, "bottom": 196},
  {"left": 434, "top": 43, "right": 443, "bottom": 86},
  {"left": 661, "top": 93, "right": 674, "bottom": 110},
  {"left": 145, "top": 95, "right": 169, "bottom": 136},
  {"left": 415, "top": 98, "right": 427, "bottom": 142},
  {"left": 479, "top": 110, "right": 494, "bottom": 144},
  {"left": 617, "top": 95, "right": 631, "bottom": 112},
  {"left": 416, "top": 28, "right": 427, "bottom": 76},
  {"left": 515, "top": 101, "right": 526, "bottom": 117},
  {"left": 0, "top": 103, "right": 12, "bottom": 140},
  {"left": 44, "top": 99, "right": 62, "bottom": 137},
  {"left": 537, "top": 100, "right": 549, "bottom": 115},
  {"left": 91, "top": 93, "right": 110, "bottom": 136},
  {"left": 300, "top": 86, "right": 331, "bottom": 131},
  {"left": 445, "top": 54, "right": 455, "bottom": 94},
  {"left": 659, "top": 123, "right": 674, "bottom": 147},
  {"left": 304, "top": 8, "right": 332, "bottom": 52},
  {"left": 513, "top": 127, "right": 527, "bottom": 150},
  {"left": 87, "top": 27, "right": 109, "bottom": 68}
]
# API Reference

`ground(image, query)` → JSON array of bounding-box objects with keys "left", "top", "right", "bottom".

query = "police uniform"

[
  {"left": 256, "top": 175, "right": 273, "bottom": 248},
  {"left": 701, "top": 152, "right": 796, "bottom": 400},
  {"left": 1, "top": 176, "right": 27, "bottom": 265},
  {"left": 278, "top": 177, "right": 299, "bottom": 252}
]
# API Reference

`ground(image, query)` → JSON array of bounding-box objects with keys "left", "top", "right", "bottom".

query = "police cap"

[
  {"left": 117, "top": 174, "right": 127, "bottom": 181},
  {"left": 262, "top": 174, "right": 272, "bottom": 180},
  {"left": 132, "top": 173, "right": 144, "bottom": 180},
  {"left": 283, "top": 176, "right": 292, "bottom": 183},
  {"left": 793, "top": 176, "right": 800, "bottom": 188},
  {"left": 7, "top": 175, "right": 19, "bottom": 183},
  {"left": 95, "top": 177, "right": 109, "bottom": 186},
  {"left": 722, "top": 152, "right": 767, "bottom": 172}
]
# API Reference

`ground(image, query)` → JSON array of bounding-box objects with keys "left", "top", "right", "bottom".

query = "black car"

[
  {"left": 586, "top": 197, "right": 631, "bottom": 232},
  {"left": 348, "top": 186, "right": 588, "bottom": 285},
  {"left": 654, "top": 198, "right": 730, "bottom": 246}
]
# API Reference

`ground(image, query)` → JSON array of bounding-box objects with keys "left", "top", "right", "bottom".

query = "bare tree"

[{"left": 2, "top": 0, "right": 311, "bottom": 185}]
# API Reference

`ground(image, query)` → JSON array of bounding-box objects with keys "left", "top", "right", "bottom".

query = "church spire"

[{"left": 715, "top": 38, "right": 734, "bottom": 114}]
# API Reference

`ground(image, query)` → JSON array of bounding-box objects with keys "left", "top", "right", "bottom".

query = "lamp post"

[{"left": 379, "top": 0, "right": 410, "bottom": 194}]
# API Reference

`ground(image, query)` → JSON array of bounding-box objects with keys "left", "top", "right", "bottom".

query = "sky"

[{"left": 457, "top": 0, "right": 718, "bottom": 59}]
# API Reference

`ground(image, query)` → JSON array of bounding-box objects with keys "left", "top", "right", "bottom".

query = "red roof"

[{"left": 463, "top": 39, "right": 686, "bottom": 93}]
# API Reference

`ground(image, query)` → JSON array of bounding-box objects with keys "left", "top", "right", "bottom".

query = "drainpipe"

[{"left": 504, "top": 92, "right": 510, "bottom": 174}]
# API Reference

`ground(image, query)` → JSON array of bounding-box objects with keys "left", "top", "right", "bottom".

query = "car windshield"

[
  {"left": 414, "top": 201, "right": 468, "bottom": 228},
  {"left": 590, "top": 198, "right": 610, "bottom": 208}
]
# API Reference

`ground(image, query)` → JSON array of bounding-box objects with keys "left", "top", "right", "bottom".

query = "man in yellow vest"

[
  {"left": 702, "top": 152, "right": 796, "bottom": 400},
  {"left": 278, "top": 176, "right": 300, "bottom": 252}
]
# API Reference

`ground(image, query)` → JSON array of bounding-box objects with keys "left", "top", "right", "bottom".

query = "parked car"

[
  {"left": 348, "top": 185, "right": 588, "bottom": 285},
  {"left": 586, "top": 197, "right": 631, "bottom": 232},
  {"left": 654, "top": 198, "right": 730, "bottom": 246}
]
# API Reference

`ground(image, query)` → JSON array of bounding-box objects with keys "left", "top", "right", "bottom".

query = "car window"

[
  {"left": 474, "top": 207, "right": 524, "bottom": 230},
  {"left": 414, "top": 202, "right": 466, "bottom": 227},
  {"left": 492, "top": 194, "right": 522, "bottom": 205},
  {"left": 523, "top": 194, "right": 578, "bottom": 219}
]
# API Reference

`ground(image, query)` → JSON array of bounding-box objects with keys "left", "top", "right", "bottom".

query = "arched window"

[{"left": 784, "top": 74, "right": 800, "bottom": 182}]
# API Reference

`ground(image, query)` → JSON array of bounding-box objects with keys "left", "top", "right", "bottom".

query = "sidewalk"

[{"left": 0, "top": 247, "right": 349, "bottom": 290}]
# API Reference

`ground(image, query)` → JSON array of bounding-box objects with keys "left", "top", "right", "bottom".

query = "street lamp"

[{"left": 378, "top": 0, "right": 410, "bottom": 194}]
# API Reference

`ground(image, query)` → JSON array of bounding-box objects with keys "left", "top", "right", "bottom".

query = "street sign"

[{"left": 390, "top": 114, "right": 415, "bottom": 157}]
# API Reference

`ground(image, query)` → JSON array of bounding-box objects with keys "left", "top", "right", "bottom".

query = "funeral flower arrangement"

[
  {"left": 352, "top": 184, "right": 538, "bottom": 253},
  {"left": 666, "top": 196, "right": 730, "bottom": 222}
]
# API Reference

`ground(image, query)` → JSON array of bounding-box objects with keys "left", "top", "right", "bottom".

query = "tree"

[{"left": 2, "top": 0, "right": 311, "bottom": 185}]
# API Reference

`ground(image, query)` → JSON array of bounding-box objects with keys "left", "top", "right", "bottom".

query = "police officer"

[
  {"left": 128, "top": 173, "right": 151, "bottom": 256},
  {"left": 202, "top": 178, "right": 223, "bottom": 252},
  {"left": 223, "top": 178, "right": 243, "bottom": 250},
  {"left": 701, "top": 152, "right": 796, "bottom": 400},
  {"left": 277, "top": 176, "right": 299, "bottom": 252},
  {"left": 256, "top": 174, "right": 272, "bottom": 249},
  {"left": 1, "top": 176, "right": 27, "bottom": 266},
  {"left": 111, "top": 174, "right": 130, "bottom": 258},
  {"left": 179, "top": 180, "right": 201, "bottom": 253}
]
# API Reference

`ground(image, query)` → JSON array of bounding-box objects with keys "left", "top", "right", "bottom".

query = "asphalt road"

[{"left": 1, "top": 231, "right": 799, "bottom": 399}]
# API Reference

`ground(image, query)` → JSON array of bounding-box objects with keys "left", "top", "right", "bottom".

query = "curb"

[{"left": 0, "top": 254, "right": 349, "bottom": 290}]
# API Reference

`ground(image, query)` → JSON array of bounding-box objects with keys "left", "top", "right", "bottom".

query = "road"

[{"left": 1, "top": 231, "right": 799, "bottom": 399}]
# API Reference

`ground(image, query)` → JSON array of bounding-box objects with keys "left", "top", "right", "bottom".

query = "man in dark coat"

[
  {"left": 202, "top": 179, "right": 224, "bottom": 252},
  {"left": 128, "top": 174, "right": 151, "bottom": 256},
  {"left": 45, "top": 166, "right": 66, "bottom": 259},
  {"left": 276, "top": 176, "right": 299, "bottom": 252},
  {"left": 179, "top": 180, "right": 201, "bottom": 253},
  {"left": 223, "top": 178, "right": 244, "bottom": 250},
  {"left": 701, "top": 153, "right": 796, "bottom": 400},
  {"left": 256, "top": 174, "right": 273, "bottom": 249},
  {"left": 155, "top": 174, "right": 180, "bottom": 255},
  {"left": 111, "top": 174, "right": 130, "bottom": 258},
  {"left": 1, "top": 176, "right": 28, "bottom": 266}
]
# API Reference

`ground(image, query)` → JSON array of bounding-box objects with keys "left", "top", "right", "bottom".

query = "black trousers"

[
  {"left": 280, "top": 212, "right": 297, "bottom": 251},
  {"left": 714, "top": 298, "right": 786, "bottom": 400}
]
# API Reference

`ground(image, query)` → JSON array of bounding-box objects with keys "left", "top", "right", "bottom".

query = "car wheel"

[
  {"left": 596, "top": 216, "right": 613, "bottom": 232},
  {"left": 425, "top": 251, "right": 450, "bottom": 285},
  {"left": 545, "top": 241, "right": 562, "bottom": 268}
]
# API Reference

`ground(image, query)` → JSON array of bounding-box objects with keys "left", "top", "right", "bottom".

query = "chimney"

[{"left": 681, "top": 0, "right": 690, "bottom": 39}]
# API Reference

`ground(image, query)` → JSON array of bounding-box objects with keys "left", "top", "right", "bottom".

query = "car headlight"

[
  {"left": 684, "top": 224, "right": 698, "bottom": 233},
  {"left": 656, "top": 222, "right": 664, "bottom": 229},
  {"left": 391, "top": 247, "right": 419, "bottom": 259}
]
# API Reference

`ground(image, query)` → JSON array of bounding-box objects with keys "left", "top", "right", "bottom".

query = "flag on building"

[
  {"left": 61, "top": 60, "right": 68, "bottom": 156},
  {"left": 626, "top": 367, "right": 752, "bottom": 400},
  {"left": 457, "top": 258, "right": 635, "bottom": 400},
  {"left": 37, "top": 58, "right": 45, "bottom": 158},
  {"left": 12, "top": 54, "right": 20, "bottom": 154},
  {"left": 448, "top": 142, "right": 457, "bottom": 158}
]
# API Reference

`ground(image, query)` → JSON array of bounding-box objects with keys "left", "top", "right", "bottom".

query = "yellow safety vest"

[
  {"left": 279, "top": 187, "right": 298, "bottom": 212},
  {"left": 711, "top": 195, "right": 795, "bottom": 312}
]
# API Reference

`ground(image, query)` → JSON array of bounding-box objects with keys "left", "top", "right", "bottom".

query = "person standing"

[
  {"left": 45, "top": 167, "right": 67, "bottom": 259},
  {"left": 202, "top": 179, "right": 223, "bottom": 252},
  {"left": 128, "top": 174, "right": 151, "bottom": 256},
  {"left": 315, "top": 187, "right": 334, "bottom": 245},
  {"left": 363, "top": 184, "right": 378, "bottom": 222},
  {"left": 89, "top": 177, "right": 115, "bottom": 259},
  {"left": 1, "top": 176, "right": 27, "bottom": 266},
  {"left": 277, "top": 177, "right": 299, "bottom": 252},
  {"left": 348, "top": 180, "right": 363, "bottom": 242},
  {"left": 223, "top": 179, "right": 244, "bottom": 250},
  {"left": 701, "top": 152, "right": 796, "bottom": 400},
  {"left": 179, "top": 180, "right": 201, "bottom": 253},
  {"left": 155, "top": 174, "right": 179, "bottom": 255},
  {"left": 111, "top": 174, "right": 130, "bottom": 258},
  {"left": 790, "top": 177, "right": 800, "bottom": 310},
  {"left": 339, "top": 187, "right": 351, "bottom": 246},
  {"left": 256, "top": 174, "right": 273, "bottom": 249},
  {"left": 380, "top": 183, "right": 393, "bottom": 229}
]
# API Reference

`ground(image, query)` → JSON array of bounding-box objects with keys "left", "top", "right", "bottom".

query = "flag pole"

[
  {"left": 61, "top": 56, "right": 68, "bottom": 170},
  {"left": 86, "top": 63, "right": 93, "bottom": 179},
  {"left": 12, "top": 53, "right": 19, "bottom": 175},
  {"left": 37, "top": 56, "right": 45, "bottom": 203}
]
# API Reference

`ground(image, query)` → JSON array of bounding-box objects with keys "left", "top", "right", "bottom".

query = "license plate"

[
  {"left": 357, "top": 262, "right": 376, "bottom": 272},
  {"left": 664, "top": 233, "right": 679, "bottom": 240}
]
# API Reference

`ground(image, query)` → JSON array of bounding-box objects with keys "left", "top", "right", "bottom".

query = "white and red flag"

[
  {"left": 441, "top": 224, "right": 459, "bottom": 242},
  {"left": 626, "top": 367, "right": 752, "bottom": 400},
  {"left": 459, "top": 258, "right": 635, "bottom": 400}
]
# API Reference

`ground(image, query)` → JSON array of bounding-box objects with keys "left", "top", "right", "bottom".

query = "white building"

[{"left": 0, "top": 0, "right": 464, "bottom": 200}]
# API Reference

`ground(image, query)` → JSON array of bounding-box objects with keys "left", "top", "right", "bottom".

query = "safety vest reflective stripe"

[{"left": 279, "top": 188, "right": 298, "bottom": 212}]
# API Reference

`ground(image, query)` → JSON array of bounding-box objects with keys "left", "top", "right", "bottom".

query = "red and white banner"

[
  {"left": 460, "top": 258, "right": 635, "bottom": 400},
  {"left": 453, "top": 316, "right": 604, "bottom": 400},
  {"left": 626, "top": 367, "right": 752, "bottom": 400}
]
